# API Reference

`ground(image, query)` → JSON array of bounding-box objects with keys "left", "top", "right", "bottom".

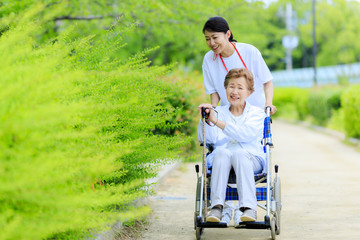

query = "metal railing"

[{"left": 272, "top": 62, "right": 360, "bottom": 87}]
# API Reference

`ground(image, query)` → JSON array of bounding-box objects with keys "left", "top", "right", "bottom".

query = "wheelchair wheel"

[
  {"left": 194, "top": 176, "right": 202, "bottom": 229},
  {"left": 270, "top": 217, "right": 276, "bottom": 240},
  {"left": 274, "top": 176, "right": 281, "bottom": 235},
  {"left": 194, "top": 175, "right": 205, "bottom": 240}
]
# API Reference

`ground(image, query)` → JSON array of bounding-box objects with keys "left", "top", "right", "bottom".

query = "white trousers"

[{"left": 210, "top": 147, "right": 262, "bottom": 210}]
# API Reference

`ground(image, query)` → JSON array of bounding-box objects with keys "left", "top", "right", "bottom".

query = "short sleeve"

[
  {"left": 252, "top": 48, "right": 273, "bottom": 84},
  {"left": 202, "top": 59, "right": 217, "bottom": 95}
]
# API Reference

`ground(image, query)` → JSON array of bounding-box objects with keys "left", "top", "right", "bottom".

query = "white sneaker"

[
  {"left": 206, "top": 207, "right": 222, "bottom": 222},
  {"left": 220, "top": 205, "right": 233, "bottom": 227},
  {"left": 240, "top": 208, "right": 257, "bottom": 222},
  {"left": 234, "top": 208, "right": 242, "bottom": 228}
]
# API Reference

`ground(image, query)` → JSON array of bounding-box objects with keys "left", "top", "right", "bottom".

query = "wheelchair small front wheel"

[
  {"left": 270, "top": 217, "right": 276, "bottom": 240},
  {"left": 196, "top": 226, "right": 203, "bottom": 240}
]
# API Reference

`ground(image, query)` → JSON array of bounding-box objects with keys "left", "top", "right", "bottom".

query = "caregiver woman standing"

[{"left": 202, "top": 16, "right": 277, "bottom": 114}]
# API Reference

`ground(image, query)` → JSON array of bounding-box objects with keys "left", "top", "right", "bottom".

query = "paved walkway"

[{"left": 139, "top": 120, "right": 360, "bottom": 240}]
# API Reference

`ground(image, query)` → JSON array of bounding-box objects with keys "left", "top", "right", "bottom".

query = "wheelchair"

[{"left": 194, "top": 107, "right": 281, "bottom": 240}]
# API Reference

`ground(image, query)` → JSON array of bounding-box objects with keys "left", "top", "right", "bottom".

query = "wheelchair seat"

[{"left": 207, "top": 167, "right": 267, "bottom": 183}]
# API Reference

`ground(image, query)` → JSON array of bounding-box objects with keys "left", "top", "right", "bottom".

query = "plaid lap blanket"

[
  {"left": 206, "top": 186, "right": 267, "bottom": 201},
  {"left": 227, "top": 171, "right": 266, "bottom": 183}
]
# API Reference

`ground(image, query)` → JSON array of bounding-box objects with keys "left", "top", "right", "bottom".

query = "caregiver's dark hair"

[{"left": 202, "top": 16, "right": 237, "bottom": 42}]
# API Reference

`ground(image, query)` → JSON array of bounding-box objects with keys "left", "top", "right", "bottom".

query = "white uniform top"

[
  {"left": 202, "top": 42, "right": 273, "bottom": 108},
  {"left": 197, "top": 101, "right": 266, "bottom": 172}
]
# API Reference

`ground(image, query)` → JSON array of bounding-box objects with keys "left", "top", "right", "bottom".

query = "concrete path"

[{"left": 139, "top": 120, "right": 360, "bottom": 240}]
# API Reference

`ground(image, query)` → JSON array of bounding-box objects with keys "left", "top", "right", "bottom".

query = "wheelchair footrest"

[
  {"left": 195, "top": 216, "right": 228, "bottom": 228},
  {"left": 207, "top": 187, "right": 267, "bottom": 201},
  {"left": 237, "top": 221, "right": 270, "bottom": 229},
  {"left": 236, "top": 215, "right": 271, "bottom": 229}
]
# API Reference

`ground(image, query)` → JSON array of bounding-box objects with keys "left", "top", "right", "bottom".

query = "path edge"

[{"left": 91, "top": 161, "right": 181, "bottom": 240}]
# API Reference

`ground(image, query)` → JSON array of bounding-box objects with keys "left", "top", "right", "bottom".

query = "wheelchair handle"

[
  {"left": 195, "top": 164, "right": 199, "bottom": 173},
  {"left": 265, "top": 106, "right": 271, "bottom": 117}
]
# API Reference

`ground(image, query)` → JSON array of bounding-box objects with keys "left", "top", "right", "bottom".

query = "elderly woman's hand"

[{"left": 198, "top": 103, "right": 217, "bottom": 123}]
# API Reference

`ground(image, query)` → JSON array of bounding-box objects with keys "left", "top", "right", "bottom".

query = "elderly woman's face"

[{"left": 226, "top": 77, "right": 252, "bottom": 106}]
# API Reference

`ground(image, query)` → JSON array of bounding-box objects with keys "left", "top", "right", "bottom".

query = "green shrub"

[
  {"left": 341, "top": 85, "right": 360, "bottom": 138},
  {"left": 273, "top": 88, "right": 309, "bottom": 120},
  {"left": 273, "top": 88, "right": 298, "bottom": 108},
  {"left": 307, "top": 90, "right": 330, "bottom": 125},
  {"left": 0, "top": 6, "right": 190, "bottom": 240},
  {"left": 293, "top": 89, "right": 309, "bottom": 121},
  {"left": 274, "top": 87, "right": 349, "bottom": 131},
  {"left": 307, "top": 88, "right": 345, "bottom": 126}
]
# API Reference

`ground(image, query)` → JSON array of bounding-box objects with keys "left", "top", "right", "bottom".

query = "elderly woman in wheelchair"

[{"left": 198, "top": 68, "right": 266, "bottom": 225}]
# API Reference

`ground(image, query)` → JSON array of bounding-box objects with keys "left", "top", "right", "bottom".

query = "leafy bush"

[
  {"left": 274, "top": 87, "right": 348, "bottom": 130},
  {"left": 307, "top": 90, "right": 330, "bottom": 125},
  {"left": 307, "top": 88, "right": 344, "bottom": 126},
  {"left": 273, "top": 88, "right": 309, "bottom": 120},
  {"left": 293, "top": 89, "right": 309, "bottom": 121},
  {"left": 0, "top": 5, "right": 190, "bottom": 240},
  {"left": 341, "top": 85, "right": 360, "bottom": 138}
]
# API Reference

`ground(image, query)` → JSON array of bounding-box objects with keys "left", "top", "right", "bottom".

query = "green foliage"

[
  {"left": 2, "top": 0, "right": 360, "bottom": 71},
  {"left": 289, "top": 0, "right": 360, "bottom": 67},
  {"left": 341, "top": 85, "right": 360, "bottom": 138},
  {"left": 0, "top": 0, "right": 285, "bottom": 70},
  {"left": 327, "top": 108, "right": 345, "bottom": 133},
  {"left": 273, "top": 88, "right": 309, "bottom": 120},
  {"left": 153, "top": 81, "right": 197, "bottom": 137},
  {"left": 0, "top": 5, "right": 190, "bottom": 240},
  {"left": 166, "top": 70, "right": 207, "bottom": 161},
  {"left": 293, "top": 89, "right": 309, "bottom": 121},
  {"left": 274, "top": 87, "right": 346, "bottom": 128},
  {"left": 307, "top": 91, "right": 330, "bottom": 125},
  {"left": 307, "top": 88, "right": 344, "bottom": 126}
]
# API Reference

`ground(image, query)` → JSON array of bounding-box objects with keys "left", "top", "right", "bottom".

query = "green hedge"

[
  {"left": 0, "top": 6, "right": 191, "bottom": 240},
  {"left": 307, "top": 88, "right": 344, "bottom": 126},
  {"left": 273, "top": 88, "right": 309, "bottom": 120},
  {"left": 341, "top": 85, "right": 360, "bottom": 138},
  {"left": 274, "top": 87, "right": 346, "bottom": 128}
]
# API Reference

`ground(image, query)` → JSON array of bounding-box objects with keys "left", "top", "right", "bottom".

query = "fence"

[{"left": 272, "top": 62, "right": 360, "bottom": 88}]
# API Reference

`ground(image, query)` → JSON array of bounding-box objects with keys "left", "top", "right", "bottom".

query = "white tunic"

[
  {"left": 202, "top": 42, "right": 273, "bottom": 108},
  {"left": 197, "top": 102, "right": 266, "bottom": 171}
]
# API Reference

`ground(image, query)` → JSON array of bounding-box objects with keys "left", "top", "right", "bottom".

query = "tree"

[{"left": 271, "top": 0, "right": 360, "bottom": 68}]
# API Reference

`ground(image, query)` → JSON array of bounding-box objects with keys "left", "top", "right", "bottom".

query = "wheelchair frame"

[{"left": 194, "top": 107, "right": 281, "bottom": 240}]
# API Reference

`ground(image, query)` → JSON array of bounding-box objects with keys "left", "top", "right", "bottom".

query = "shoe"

[
  {"left": 240, "top": 208, "right": 257, "bottom": 222},
  {"left": 206, "top": 207, "right": 222, "bottom": 222},
  {"left": 234, "top": 208, "right": 242, "bottom": 228},
  {"left": 220, "top": 205, "right": 232, "bottom": 227}
]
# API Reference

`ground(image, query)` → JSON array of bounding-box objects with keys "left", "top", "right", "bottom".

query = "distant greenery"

[
  {"left": 273, "top": 86, "right": 360, "bottom": 138},
  {"left": 342, "top": 85, "right": 360, "bottom": 138},
  {"left": 2, "top": 0, "right": 358, "bottom": 72},
  {"left": 0, "top": 4, "right": 192, "bottom": 239},
  {"left": 297, "top": 0, "right": 360, "bottom": 66}
]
